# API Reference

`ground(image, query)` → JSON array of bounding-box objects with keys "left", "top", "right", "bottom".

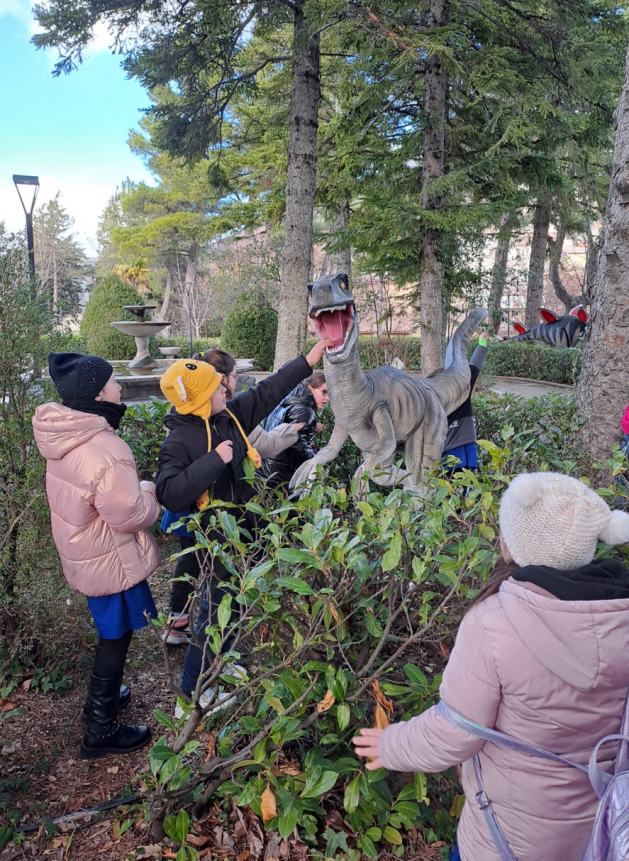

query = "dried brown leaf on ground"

[{"left": 260, "top": 786, "right": 277, "bottom": 823}]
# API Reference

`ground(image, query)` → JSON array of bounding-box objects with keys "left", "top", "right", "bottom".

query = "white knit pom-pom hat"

[{"left": 499, "top": 472, "right": 629, "bottom": 570}]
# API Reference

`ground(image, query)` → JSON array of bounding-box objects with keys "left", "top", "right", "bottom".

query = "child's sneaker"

[
  {"left": 162, "top": 613, "right": 190, "bottom": 646},
  {"left": 174, "top": 687, "right": 234, "bottom": 719}
]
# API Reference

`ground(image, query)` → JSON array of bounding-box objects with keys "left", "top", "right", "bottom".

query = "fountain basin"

[
  {"left": 111, "top": 319, "right": 171, "bottom": 369},
  {"left": 110, "top": 358, "right": 256, "bottom": 401}
]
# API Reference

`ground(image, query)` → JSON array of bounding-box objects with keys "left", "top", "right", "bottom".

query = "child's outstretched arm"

[
  {"left": 230, "top": 339, "right": 332, "bottom": 432},
  {"left": 353, "top": 606, "right": 501, "bottom": 774},
  {"left": 94, "top": 459, "right": 161, "bottom": 532}
]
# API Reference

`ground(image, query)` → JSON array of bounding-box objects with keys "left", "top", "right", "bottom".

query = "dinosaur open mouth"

[{"left": 310, "top": 303, "right": 355, "bottom": 353}]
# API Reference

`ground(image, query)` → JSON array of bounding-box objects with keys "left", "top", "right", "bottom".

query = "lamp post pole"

[{"left": 13, "top": 175, "right": 40, "bottom": 292}]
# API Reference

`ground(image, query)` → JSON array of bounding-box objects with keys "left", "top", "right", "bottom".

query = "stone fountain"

[{"left": 110, "top": 305, "right": 170, "bottom": 370}]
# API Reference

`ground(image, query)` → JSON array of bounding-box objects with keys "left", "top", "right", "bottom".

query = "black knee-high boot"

[
  {"left": 80, "top": 631, "right": 150, "bottom": 759},
  {"left": 80, "top": 674, "right": 151, "bottom": 759}
]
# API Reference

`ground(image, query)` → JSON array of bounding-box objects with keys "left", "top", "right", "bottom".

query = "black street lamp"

[{"left": 13, "top": 174, "right": 40, "bottom": 285}]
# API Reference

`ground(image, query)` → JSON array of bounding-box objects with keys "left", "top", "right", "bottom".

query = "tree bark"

[
  {"left": 548, "top": 213, "right": 587, "bottom": 311},
  {"left": 488, "top": 213, "right": 515, "bottom": 333},
  {"left": 184, "top": 241, "right": 199, "bottom": 344},
  {"left": 418, "top": 0, "right": 450, "bottom": 375},
  {"left": 322, "top": 199, "right": 352, "bottom": 279},
  {"left": 273, "top": 1, "right": 321, "bottom": 369},
  {"left": 524, "top": 195, "right": 552, "bottom": 329},
  {"left": 577, "top": 43, "right": 629, "bottom": 463}
]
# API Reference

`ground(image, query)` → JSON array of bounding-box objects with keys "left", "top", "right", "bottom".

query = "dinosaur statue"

[
  {"left": 289, "top": 273, "right": 487, "bottom": 496},
  {"left": 511, "top": 305, "right": 587, "bottom": 347}
]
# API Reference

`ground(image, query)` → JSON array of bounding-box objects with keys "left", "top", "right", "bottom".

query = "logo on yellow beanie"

[{"left": 160, "top": 360, "right": 223, "bottom": 415}]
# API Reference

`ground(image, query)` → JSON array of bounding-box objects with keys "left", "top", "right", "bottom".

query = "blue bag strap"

[
  {"left": 436, "top": 700, "right": 587, "bottom": 774},
  {"left": 471, "top": 754, "right": 519, "bottom": 861}
]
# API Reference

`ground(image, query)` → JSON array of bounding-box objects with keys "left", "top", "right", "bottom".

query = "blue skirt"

[
  {"left": 87, "top": 581, "right": 157, "bottom": 640},
  {"left": 443, "top": 443, "right": 478, "bottom": 471}
]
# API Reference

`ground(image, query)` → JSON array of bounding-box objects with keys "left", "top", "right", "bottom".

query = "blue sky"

[{"left": 0, "top": 0, "right": 152, "bottom": 253}]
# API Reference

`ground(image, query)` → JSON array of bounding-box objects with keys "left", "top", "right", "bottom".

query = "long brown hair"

[{"left": 468, "top": 557, "right": 517, "bottom": 608}]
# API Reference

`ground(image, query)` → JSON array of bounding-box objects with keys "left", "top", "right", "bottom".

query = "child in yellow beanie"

[{"left": 156, "top": 341, "right": 330, "bottom": 711}]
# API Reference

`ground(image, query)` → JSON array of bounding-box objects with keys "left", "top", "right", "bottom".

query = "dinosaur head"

[{"left": 308, "top": 273, "right": 358, "bottom": 363}]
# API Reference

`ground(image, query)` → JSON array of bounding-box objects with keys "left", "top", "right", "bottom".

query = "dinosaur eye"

[{"left": 185, "top": 363, "right": 197, "bottom": 370}]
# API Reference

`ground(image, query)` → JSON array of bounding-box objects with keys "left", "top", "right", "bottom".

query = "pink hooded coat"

[
  {"left": 32, "top": 403, "right": 161, "bottom": 597},
  {"left": 378, "top": 578, "right": 629, "bottom": 861}
]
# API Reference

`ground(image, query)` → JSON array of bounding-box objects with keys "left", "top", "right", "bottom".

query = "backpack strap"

[
  {"left": 436, "top": 700, "right": 588, "bottom": 773},
  {"left": 588, "top": 733, "right": 629, "bottom": 799},
  {"left": 470, "top": 754, "right": 519, "bottom": 861}
]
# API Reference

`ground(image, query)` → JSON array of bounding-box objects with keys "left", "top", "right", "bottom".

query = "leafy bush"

[
  {"left": 148, "top": 471, "right": 499, "bottom": 855},
  {"left": 482, "top": 340, "right": 581, "bottom": 385},
  {"left": 147, "top": 431, "right": 625, "bottom": 857},
  {"left": 80, "top": 275, "right": 142, "bottom": 359},
  {"left": 221, "top": 294, "right": 278, "bottom": 371},
  {"left": 121, "top": 398, "right": 170, "bottom": 480},
  {"left": 0, "top": 234, "right": 89, "bottom": 666},
  {"left": 41, "top": 331, "right": 86, "bottom": 355}
]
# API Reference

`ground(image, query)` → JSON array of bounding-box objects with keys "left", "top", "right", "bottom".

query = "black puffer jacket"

[
  {"left": 156, "top": 357, "right": 311, "bottom": 515},
  {"left": 259, "top": 383, "right": 317, "bottom": 487}
]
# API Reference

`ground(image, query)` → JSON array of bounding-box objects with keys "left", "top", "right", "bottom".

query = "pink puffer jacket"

[
  {"left": 379, "top": 579, "right": 629, "bottom": 861},
  {"left": 32, "top": 403, "right": 161, "bottom": 597}
]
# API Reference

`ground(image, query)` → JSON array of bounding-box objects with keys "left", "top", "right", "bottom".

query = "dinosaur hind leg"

[{"left": 403, "top": 417, "right": 446, "bottom": 497}]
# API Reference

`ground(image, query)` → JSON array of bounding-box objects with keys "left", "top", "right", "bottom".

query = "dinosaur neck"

[{"left": 323, "top": 341, "right": 371, "bottom": 402}]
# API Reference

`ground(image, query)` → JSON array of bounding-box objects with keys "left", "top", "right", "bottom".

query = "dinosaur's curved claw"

[{"left": 289, "top": 459, "right": 318, "bottom": 491}]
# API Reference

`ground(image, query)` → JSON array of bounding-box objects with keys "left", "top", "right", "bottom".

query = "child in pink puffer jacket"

[
  {"left": 33, "top": 353, "right": 161, "bottom": 759},
  {"left": 353, "top": 472, "right": 629, "bottom": 861}
]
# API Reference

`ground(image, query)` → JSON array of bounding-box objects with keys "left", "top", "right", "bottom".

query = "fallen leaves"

[
  {"left": 260, "top": 785, "right": 277, "bottom": 823},
  {"left": 316, "top": 689, "right": 336, "bottom": 714},
  {"left": 371, "top": 680, "right": 394, "bottom": 729}
]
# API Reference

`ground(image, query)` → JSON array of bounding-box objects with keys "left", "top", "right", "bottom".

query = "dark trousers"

[
  {"left": 180, "top": 574, "right": 230, "bottom": 695},
  {"left": 169, "top": 536, "right": 200, "bottom": 615}
]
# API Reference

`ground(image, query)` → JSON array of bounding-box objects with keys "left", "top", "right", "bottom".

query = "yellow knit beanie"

[{"left": 160, "top": 360, "right": 222, "bottom": 416}]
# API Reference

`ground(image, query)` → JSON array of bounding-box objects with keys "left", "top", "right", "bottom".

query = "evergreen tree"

[{"left": 34, "top": 193, "right": 88, "bottom": 322}]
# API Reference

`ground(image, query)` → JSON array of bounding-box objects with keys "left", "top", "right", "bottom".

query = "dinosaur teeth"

[{"left": 312, "top": 304, "right": 347, "bottom": 317}]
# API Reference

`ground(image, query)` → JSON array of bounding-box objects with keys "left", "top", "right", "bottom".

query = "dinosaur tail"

[{"left": 427, "top": 307, "right": 488, "bottom": 414}]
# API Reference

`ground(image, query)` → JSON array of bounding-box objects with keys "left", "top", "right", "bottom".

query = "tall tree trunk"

[
  {"left": 418, "top": 0, "right": 449, "bottom": 375},
  {"left": 583, "top": 221, "right": 600, "bottom": 303},
  {"left": 274, "top": 2, "right": 321, "bottom": 369},
  {"left": 325, "top": 199, "right": 352, "bottom": 279},
  {"left": 157, "top": 268, "right": 172, "bottom": 338},
  {"left": 184, "top": 242, "right": 199, "bottom": 347},
  {"left": 577, "top": 44, "right": 629, "bottom": 463},
  {"left": 52, "top": 245, "right": 59, "bottom": 320},
  {"left": 488, "top": 213, "right": 515, "bottom": 333},
  {"left": 548, "top": 213, "right": 587, "bottom": 311},
  {"left": 524, "top": 195, "right": 552, "bottom": 328}
]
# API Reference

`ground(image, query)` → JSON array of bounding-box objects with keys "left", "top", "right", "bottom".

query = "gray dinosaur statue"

[{"left": 290, "top": 273, "right": 487, "bottom": 496}]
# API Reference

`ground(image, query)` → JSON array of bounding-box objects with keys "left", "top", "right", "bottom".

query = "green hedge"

[
  {"left": 80, "top": 275, "right": 142, "bottom": 360},
  {"left": 221, "top": 294, "right": 278, "bottom": 371},
  {"left": 41, "top": 331, "right": 87, "bottom": 355},
  {"left": 303, "top": 335, "right": 578, "bottom": 384},
  {"left": 481, "top": 340, "right": 580, "bottom": 385},
  {"left": 305, "top": 335, "right": 422, "bottom": 369}
]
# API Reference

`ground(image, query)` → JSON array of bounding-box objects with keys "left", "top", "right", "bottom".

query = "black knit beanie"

[{"left": 48, "top": 352, "right": 114, "bottom": 402}]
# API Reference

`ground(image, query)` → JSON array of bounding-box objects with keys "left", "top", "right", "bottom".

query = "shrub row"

[{"left": 481, "top": 340, "right": 581, "bottom": 385}]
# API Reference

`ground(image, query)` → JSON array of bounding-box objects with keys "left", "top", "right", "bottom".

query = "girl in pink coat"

[
  {"left": 353, "top": 472, "right": 629, "bottom": 861},
  {"left": 33, "top": 353, "right": 161, "bottom": 759}
]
